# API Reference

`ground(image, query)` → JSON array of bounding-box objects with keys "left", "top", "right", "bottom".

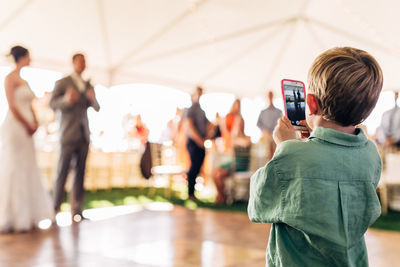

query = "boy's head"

[{"left": 307, "top": 47, "right": 383, "bottom": 126}]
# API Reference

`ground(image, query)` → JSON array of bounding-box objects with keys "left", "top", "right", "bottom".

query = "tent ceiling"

[{"left": 0, "top": 0, "right": 399, "bottom": 96}]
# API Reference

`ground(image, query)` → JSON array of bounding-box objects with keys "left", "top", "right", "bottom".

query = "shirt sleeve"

[
  {"left": 372, "top": 151, "right": 382, "bottom": 188},
  {"left": 256, "top": 111, "right": 264, "bottom": 130},
  {"left": 205, "top": 113, "right": 210, "bottom": 125},
  {"left": 49, "top": 79, "right": 70, "bottom": 111},
  {"left": 379, "top": 111, "right": 391, "bottom": 139},
  {"left": 86, "top": 81, "right": 100, "bottom": 112},
  {"left": 273, "top": 110, "right": 282, "bottom": 127},
  {"left": 185, "top": 106, "right": 195, "bottom": 120},
  {"left": 248, "top": 160, "right": 283, "bottom": 223}
]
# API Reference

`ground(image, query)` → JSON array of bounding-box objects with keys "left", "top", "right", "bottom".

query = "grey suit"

[{"left": 49, "top": 75, "right": 100, "bottom": 215}]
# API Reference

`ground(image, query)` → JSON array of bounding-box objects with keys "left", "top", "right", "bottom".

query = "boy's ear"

[{"left": 306, "top": 94, "right": 319, "bottom": 115}]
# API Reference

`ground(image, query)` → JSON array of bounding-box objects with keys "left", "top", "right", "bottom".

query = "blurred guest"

[
  {"left": 122, "top": 113, "right": 137, "bottom": 149},
  {"left": 166, "top": 108, "right": 190, "bottom": 167},
  {"left": 221, "top": 100, "right": 241, "bottom": 151},
  {"left": 133, "top": 114, "right": 149, "bottom": 144},
  {"left": 185, "top": 86, "right": 214, "bottom": 201},
  {"left": 32, "top": 92, "right": 57, "bottom": 151},
  {"left": 378, "top": 91, "right": 400, "bottom": 148},
  {"left": 33, "top": 91, "right": 56, "bottom": 132},
  {"left": 171, "top": 108, "right": 184, "bottom": 142},
  {"left": 257, "top": 91, "right": 282, "bottom": 158},
  {"left": 50, "top": 53, "right": 100, "bottom": 222},
  {"left": 159, "top": 120, "right": 173, "bottom": 144},
  {"left": 212, "top": 99, "right": 251, "bottom": 204},
  {"left": 0, "top": 45, "right": 53, "bottom": 232}
]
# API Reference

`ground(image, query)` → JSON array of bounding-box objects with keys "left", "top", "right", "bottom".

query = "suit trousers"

[
  {"left": 186, "top": 138, "right": 205, "bottom": 196},
  {"left": 53, "top": 141, "right": 89, "bottom": 215}
]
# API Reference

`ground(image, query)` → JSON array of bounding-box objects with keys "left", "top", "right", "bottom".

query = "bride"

[{"left": 0, "top": 45, "right": 53, "bottom": 232}]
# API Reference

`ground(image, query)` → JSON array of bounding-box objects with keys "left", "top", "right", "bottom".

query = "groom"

[{"left": 50, "top": 53, "right": 100, "bottom": 221}]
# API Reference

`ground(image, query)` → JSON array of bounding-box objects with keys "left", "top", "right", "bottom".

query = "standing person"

[
  {"left": 173, "top": 108, "right": 190, "bottom": 168},
  {"left": 50, "top": 53, "right": 100, "bottom": 221},
  {"left": 256, "top": 91, "right": 282, "bottom": 158},
  {"left": 293, "top": 89, "right": 299, "bottom": 111},
  {"left": 0, "top": 46, "right": 53, "bottom": 232},
  {"left": 378, "top": 91, "right": 400, "bottom": 147},
  {"left": 185, "top": 86, "right": 212, "bottom": 201},
  {"left": 134, "top": 114, "right": 149, "bottom": 144},
  {"left": 248, "top": 47, "right": 383, "bottom": 266},
  {"left": 212, "top": 99, "right": 251, "bottom": 203}
]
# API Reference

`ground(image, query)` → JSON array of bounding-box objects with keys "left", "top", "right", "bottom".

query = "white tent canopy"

[{"left": 0, "top": 0, "right": 399, "bottom": 96}]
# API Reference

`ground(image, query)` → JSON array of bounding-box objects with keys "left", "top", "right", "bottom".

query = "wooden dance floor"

[{"left": 0, "top": 204, "right": 399, "bottom": 266}]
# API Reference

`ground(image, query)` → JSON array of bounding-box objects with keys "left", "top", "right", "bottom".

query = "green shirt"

[{"left": 248, "top": 127, "right": 381, "bottom": 267}]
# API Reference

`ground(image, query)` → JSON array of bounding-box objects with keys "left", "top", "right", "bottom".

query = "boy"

[{"left": 248, "top": 47, "right": 383, "bottom": 266}]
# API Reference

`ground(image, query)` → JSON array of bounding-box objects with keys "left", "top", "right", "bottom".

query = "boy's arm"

[
  {"left": 248, "top": 160, "right": 283, "bottom": 223},
  {"left": 373, "top": 156, "right": 382, "bottom": 188}
]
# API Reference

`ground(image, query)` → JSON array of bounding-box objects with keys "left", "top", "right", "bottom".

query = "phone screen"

[{"left": 281, "top": 79, "right": 306, "bottom": 128}]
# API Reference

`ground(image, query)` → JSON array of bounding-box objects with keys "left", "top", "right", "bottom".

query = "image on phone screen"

[{"left": 282, "top": 80, "right": 306, "bottom": 127}]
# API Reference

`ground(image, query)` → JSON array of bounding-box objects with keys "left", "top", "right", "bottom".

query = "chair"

[
  {"left": 224, "top": 146, "right": 251, "bottom": 204},
  {"left": 110, "top": 152, "right": 130, "bottom": 188},
  {"left": 85, "top": 151, "right": 113, "bottom": 191},
  {"left": 124, "top": 151, "right": 142, "bottom": 187},
  {"left": 148, "top": 143, "right": 186, "bottom": 198},
  {"left": 224, "top": 143, "right": 269, "bottom": 204}
]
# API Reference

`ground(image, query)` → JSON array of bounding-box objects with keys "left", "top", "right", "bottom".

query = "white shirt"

[
  {"left": 257, "top": 106, "right": 282, "bottom": 132},
  {"left": 379, "top": 105, "right": 400, "bottom": 143},
  {"left": 70, "top": 72, "right": 86, "bottom": 92}
]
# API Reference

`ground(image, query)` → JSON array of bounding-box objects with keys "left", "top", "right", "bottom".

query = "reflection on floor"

[{"left": 0, "top": 205, "right": 399, "bottom": 266}]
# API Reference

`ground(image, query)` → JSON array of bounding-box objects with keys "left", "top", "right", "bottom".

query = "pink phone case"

[{"left": 281, "top": 79, "right": 307, "bottom": 131}]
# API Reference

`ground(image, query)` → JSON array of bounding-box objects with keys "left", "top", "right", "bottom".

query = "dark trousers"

[
  {"left": 186, "top": 138, "right": 205, "bottom": 196},
  {"left": 53, "top": 141, "right": 89, "bottom": 215}
]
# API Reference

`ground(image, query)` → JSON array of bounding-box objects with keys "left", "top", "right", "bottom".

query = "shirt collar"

[
  {"left": 71, "top": 72, "right": 85, "bottom": 82},
  {"left": 309, "top": 126, "right": 368, "bottom": 147}
]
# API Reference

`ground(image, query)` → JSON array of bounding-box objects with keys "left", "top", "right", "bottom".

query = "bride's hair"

[{"left": 8, "top": 45, "right": 29, "bottom": 63}]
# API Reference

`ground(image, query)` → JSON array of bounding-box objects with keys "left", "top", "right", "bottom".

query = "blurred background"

[{"left": 1, "top": 1, "right": 400, "bottom": 266}]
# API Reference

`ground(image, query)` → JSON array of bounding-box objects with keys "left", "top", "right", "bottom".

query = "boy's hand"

[
  {"left": 273, "top": 117, "right": 297, "bottom": 145},
  {"left": 299, "top": 120, "right": 311, "bottom": 138}
]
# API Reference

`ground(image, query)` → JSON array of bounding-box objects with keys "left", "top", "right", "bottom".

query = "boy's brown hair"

[{"left": 308, "top": 47, "right": 383, "bottom": 126}]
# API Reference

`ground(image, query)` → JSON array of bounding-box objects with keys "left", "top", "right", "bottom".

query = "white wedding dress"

[{"left": 0, "top": 84, "right": 53, "bottom": 232}]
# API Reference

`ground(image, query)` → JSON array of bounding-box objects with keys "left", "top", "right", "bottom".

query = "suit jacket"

[{"left": 49, "top": 75, "right": 100, "bottom": 145}]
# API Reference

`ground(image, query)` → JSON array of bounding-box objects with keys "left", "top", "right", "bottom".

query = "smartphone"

[{"left": 281, "top": 79, "right": 307, "bottom": 130}]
